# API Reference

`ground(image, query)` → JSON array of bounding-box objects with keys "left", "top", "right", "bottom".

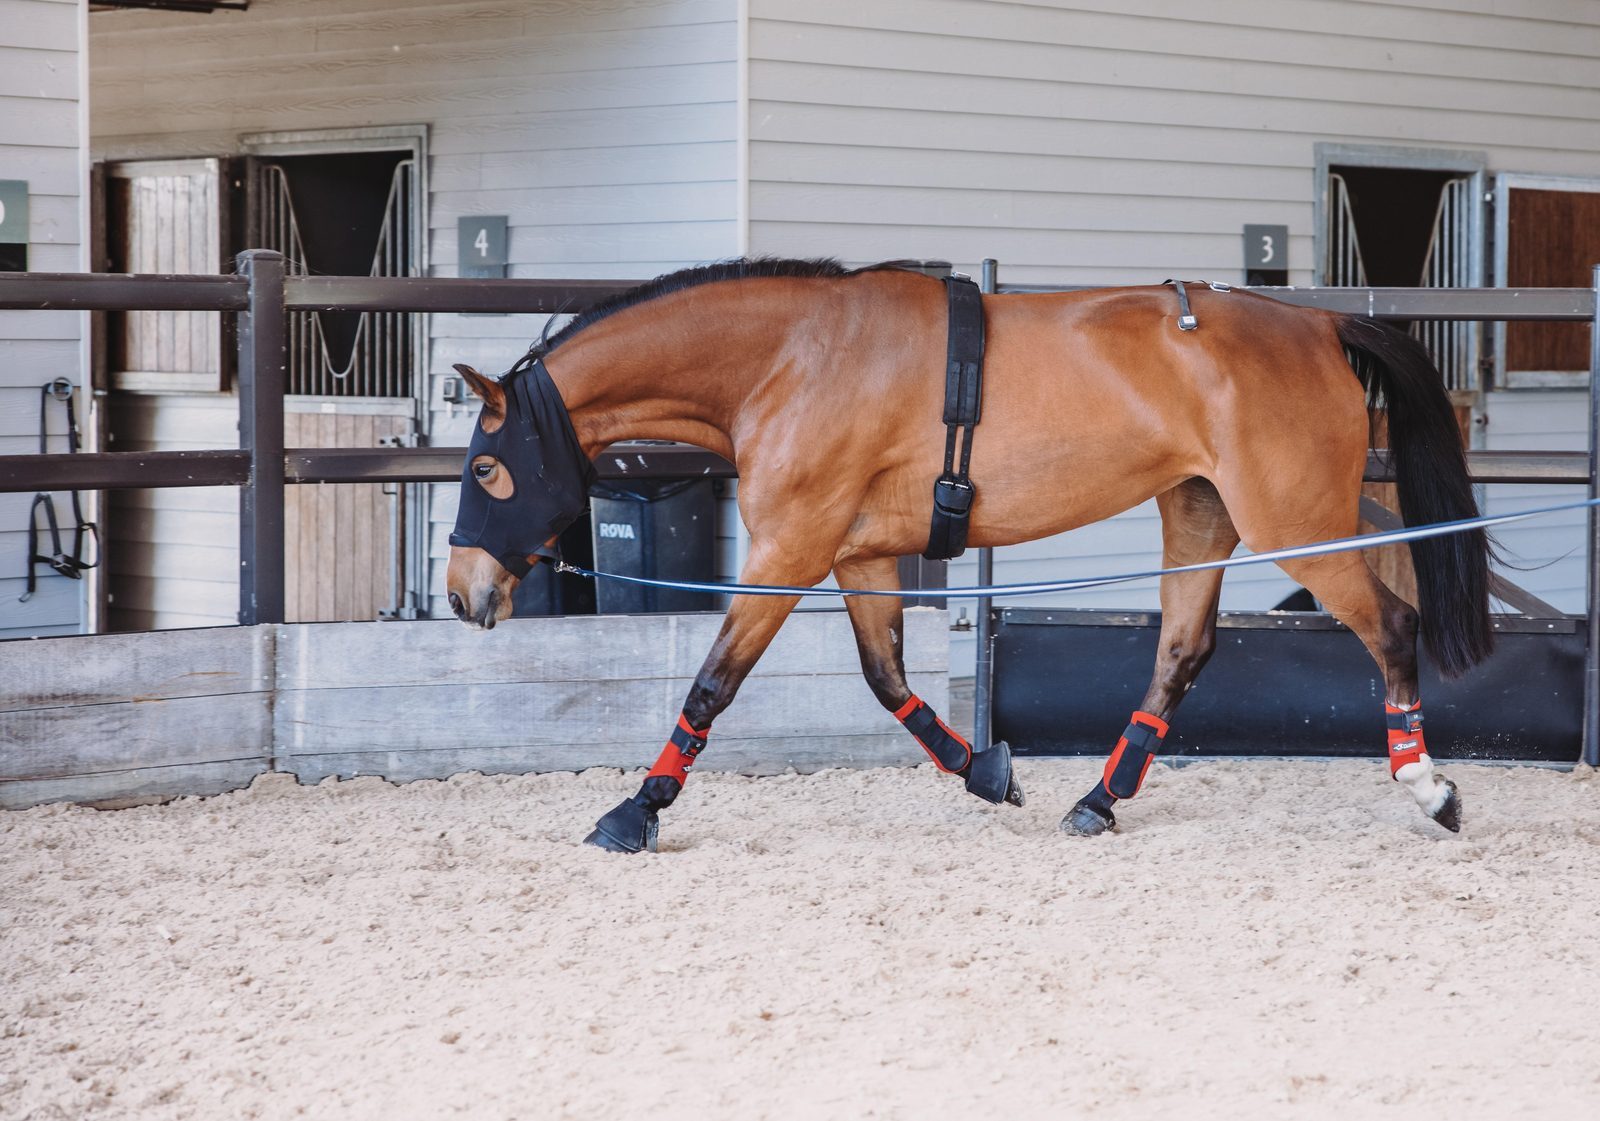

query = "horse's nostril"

[{"left": 448, "top": 591, "right": 465, "bottom": 619}]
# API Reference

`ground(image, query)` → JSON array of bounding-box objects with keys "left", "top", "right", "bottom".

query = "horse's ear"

[{"left": 454, "top": 363, "right": 505, "bottom": 418}]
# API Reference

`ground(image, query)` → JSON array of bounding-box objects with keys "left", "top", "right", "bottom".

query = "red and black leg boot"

[
  {"left": 1386, "top": 700, "right": 1461, "bottom": 832},
  {"left": 585, "top": 715, "right": 710, "bottom": 853},
  {"left": 1061, "top": 711, "right": 1168, "bottom": 836},
  {"left": 894, "top": 695, "right": 1023, "bottom": 806}
]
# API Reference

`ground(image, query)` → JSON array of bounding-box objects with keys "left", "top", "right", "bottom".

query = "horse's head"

[{"left": 445, "top": 360, "right": 596, "bottom": 630}]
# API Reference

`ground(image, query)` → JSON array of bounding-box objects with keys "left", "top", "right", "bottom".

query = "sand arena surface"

[{"left": 4, "top": 758, "right": 1600, "bottom": 1120}]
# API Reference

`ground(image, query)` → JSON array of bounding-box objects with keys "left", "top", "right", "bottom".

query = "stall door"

[
  {"left": 250, "top": 150, "right": 422, "bottom": 622},
  {"left": 1493, "top": 174, "right": 1600, "bottom": 389}
]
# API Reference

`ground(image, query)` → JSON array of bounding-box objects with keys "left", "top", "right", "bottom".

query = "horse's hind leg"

[
  {"left": 1062, "top": 479, "right": 1239, "bottom": 836},
  {"left": 835, "top": 556, "right": 1023, "bottom": 806},
  {"left": 584, "top": 541, "right": 818, "bottom": 853},
  {"left": 1216, "top": 445, "right": 1462, "bottom": 831},
  {"left": 1270, "top": 549, "right": 1460, "bottom": 831}
]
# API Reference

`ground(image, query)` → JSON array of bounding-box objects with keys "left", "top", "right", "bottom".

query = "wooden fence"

[{"left": 0, "top": 607, "right": 947, "bottom": 809}]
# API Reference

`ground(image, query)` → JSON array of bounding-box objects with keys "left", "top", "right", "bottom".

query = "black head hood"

[{"left": 448, "top": 357, "right": 597, "bottom": 578}]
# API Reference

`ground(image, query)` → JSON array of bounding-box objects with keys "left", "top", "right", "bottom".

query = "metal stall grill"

[
  {"left": 1415, "top": 175, "right": 1480, "bottom": 394},
  {"left": 253, "top": 159, "right": 418, "bottom": 399}
]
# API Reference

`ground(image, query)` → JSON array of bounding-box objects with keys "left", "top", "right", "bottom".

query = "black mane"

[{"left": 532, "top": 257, "right": 921, "bottom": 358}]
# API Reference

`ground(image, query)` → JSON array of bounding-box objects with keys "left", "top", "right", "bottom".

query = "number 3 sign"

[{"left": 1243, "top": 224, "right": 1288, "bottom": 271}]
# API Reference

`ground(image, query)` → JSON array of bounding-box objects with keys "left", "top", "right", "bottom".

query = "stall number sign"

[
  {"left": 1243, "top": 224, "right": 1288, "bottom": 271},
  {"left": 458, "top": 216, "right": 507, "bottom": 279},
  {"left": 0, "top": 180, "right": 27, "bottom": 272}
]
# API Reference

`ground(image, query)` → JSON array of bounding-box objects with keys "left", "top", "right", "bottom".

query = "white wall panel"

[{"left": 0, "top": 0, "right": 85, "bottom": 640}]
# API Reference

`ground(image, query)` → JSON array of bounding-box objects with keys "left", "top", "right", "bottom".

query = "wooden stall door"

[
  {"left": 284, "top": 407, "right": 412, "bottom": 622},
  {"left": 104, "top": 159, "right": 228, "bottom": 392},
  {"left": 1495, "top": 175, "right": 1600, "bottom": 388}
]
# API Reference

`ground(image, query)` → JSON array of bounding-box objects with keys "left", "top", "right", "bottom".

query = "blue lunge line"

[{"left": 556, "top": 495, "right": 1600, "bottom": 600}]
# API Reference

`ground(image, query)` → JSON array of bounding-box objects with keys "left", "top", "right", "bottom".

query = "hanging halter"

[{"left": 21, "top": 378, "right": 98, "bottom": 602}]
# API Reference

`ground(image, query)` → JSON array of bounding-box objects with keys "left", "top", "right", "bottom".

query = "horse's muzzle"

[{"left": 449, "top": 586, "right": 502, "bottom": 630}]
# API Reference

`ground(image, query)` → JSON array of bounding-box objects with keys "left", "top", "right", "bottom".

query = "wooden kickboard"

[{"left": 1, "top": 609, "right": 949, "bottom": 808}]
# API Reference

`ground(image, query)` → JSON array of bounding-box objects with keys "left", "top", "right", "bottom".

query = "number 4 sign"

[{"left": 458, "top": 215, "right": 507, "bottom": 279}]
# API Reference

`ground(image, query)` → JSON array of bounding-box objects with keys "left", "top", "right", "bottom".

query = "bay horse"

[{"left": 446, "top": 259, "right": 1489, "bottom": 852}]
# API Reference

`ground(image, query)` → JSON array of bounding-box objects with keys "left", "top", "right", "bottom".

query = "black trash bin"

[{"left": 588, "top": 479, "right": 717, "bottom": 613}]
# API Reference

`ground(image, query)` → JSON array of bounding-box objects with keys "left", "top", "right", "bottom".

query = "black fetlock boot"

[
  {"left": 1061, "top": 711, "right": 1168, "bottom": 837},
  {"left": 585, "top": 796, "right": 660, "bottom": 853},
  {"left": 895, "top": 695, "right": 1024, "bottom": 806},
  {"left": 584, "top": 718, "right": 707, "bottom": 853},
  {"left": 966, "top": 739, "right": 1024, "bottom": 806}
]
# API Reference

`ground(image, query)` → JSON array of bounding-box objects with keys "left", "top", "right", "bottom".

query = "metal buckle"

[{"left": 933, "top": 476, "right": 974, "bottom": 516}]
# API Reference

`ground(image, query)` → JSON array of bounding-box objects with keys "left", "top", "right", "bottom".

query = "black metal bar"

[
  {"left": 993, "top": 283, "right": 1597, "bottom": 321},
  {"left": 9, "top": 446, "right": 1581, "bottom": 496},
  {"left": 972, "top": 257, "right": 1000, "bottom": 753},
  {"left": 237, "top": 250, "right": 286, "bottom": 626},
  {"left": 1259, "top": 287, "right": 1596, "bottom": 321},
  {"left": 1587, "top": 263, "right": 1600, "bottom": 768},
  {"left": 284, "top": 275, "right": 637, "bottom": 314},
  {"left": 3, "top": 271, "right": 1594, "bottom": 321},
  {"left": 0, "top": 271, "right": 247, "bottom": 311},
  {"left": 0, "top": 442, "right": 739, "bottom": 493}
]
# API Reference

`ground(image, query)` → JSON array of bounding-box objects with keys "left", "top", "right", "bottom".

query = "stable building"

[{"left": 3, "top": 0, "right": 1599, "bottom": 652}]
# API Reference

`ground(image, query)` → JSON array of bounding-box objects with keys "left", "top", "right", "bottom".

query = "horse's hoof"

[
  {"left": 584, "top": 798, "right": 659, "bottom": 853},
  {"left": 965, "top": 740, "right": 1018, "bottom": 805},
  {"left": 1004, "top": 775, "right": 1026, "bottom": 807},
  {"left": 1429, "top": 779, "right": 1462, "bottom": 833},
  {"left": 1060, "top": 799, "right": 1115, "bottom": 837}
]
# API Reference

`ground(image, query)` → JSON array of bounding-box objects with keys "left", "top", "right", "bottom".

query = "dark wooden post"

[{"left": 237, "top": 250, "right": 286, "bottom": 626}]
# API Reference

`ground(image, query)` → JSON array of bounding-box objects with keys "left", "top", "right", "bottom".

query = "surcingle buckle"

[{"left": 933, "top": 474, "right": 974, "bottom": 517}]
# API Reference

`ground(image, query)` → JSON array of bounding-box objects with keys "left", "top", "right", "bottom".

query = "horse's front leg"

[
  {"left": 584, "top": 544, "right": 818, "bottom": 853},
  {"left": 835, "top": 555, "right": 1022, "bottom": 806}
]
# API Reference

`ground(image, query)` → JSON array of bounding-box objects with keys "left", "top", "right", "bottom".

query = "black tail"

[{"left": 1336, "top": 315, "right": 1493, "bottom": 677}]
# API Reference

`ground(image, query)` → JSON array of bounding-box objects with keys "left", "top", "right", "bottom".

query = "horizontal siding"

[
  {"left": 0, "top": 0, "right": 78, "bottom": 52},
  {"left": 749, "top": 0, "right": 1600, "bottom": 285},
  {"left": 0, "top": 581, "right": 82, "bottom": 641},
  {"left": 0, "top": 44, "right": 79, "bottom": 101},
  {"left": 102, "top": 395, "right": 239, "bottom": 632},
  {"left": 0, "top": 0, "right": 84, "bottom": 640},
  {"left": 95, "top": 61, "right": 736, "bottom": 138}
]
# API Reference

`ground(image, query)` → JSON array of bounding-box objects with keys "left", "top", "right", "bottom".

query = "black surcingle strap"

[{"left": 923, "top": 275, "right": 986, "bottom": 560}]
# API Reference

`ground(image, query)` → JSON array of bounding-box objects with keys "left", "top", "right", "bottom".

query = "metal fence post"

[
  {"left": 972, "top": 258, "right": 1000, "bottom": 752},
  {"left": 237, "top": 250, "right": 287, "bottom": 626},
  {"left": 1586, "top": 262, "right": 1600, "bottom": 767}
]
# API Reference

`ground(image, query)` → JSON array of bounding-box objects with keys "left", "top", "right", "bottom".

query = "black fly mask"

[{"left": 449, "top": 356, "right": 597, "bottom": 578}]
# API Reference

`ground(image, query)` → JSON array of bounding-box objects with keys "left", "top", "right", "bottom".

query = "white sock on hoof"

[{"left": 1393, "top": 755, "right": 1450, "bottom": 816}]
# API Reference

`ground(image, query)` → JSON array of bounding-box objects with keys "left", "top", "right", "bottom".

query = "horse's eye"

[{"left": 473, "top": 463, "right": 495, "bottom": 480}]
